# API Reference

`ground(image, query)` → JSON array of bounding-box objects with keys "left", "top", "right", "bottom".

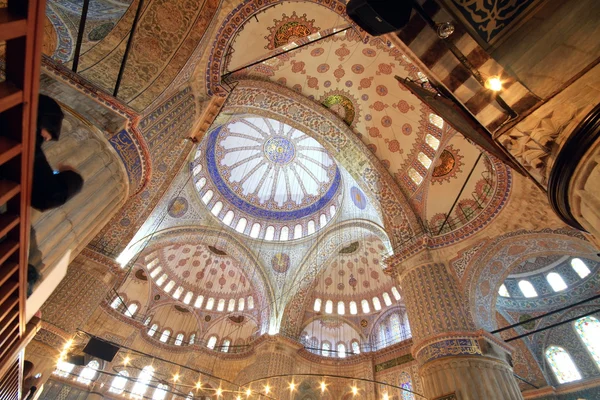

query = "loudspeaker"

[
  {"left": 346, "top": 0, "right": 413, "bottom": 36},
  {"left": 83, "top": 338, "right": 120, "bottom": 362}
]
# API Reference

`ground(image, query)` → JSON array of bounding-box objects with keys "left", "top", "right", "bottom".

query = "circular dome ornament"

[
  {"left": 168, "top": 197, "right": 189, "bottom": 218},
  {"left": 271, "top": 253, "right": 290, "bottom": 273},
  {"left": 264, "top": 136, "right": 295, "bottom": 164},
  {"left": 350, "top": 186, "right": 367, "bottom": 209}
]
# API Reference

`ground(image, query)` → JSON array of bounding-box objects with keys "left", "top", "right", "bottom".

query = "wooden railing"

[{"left": 0, "top": 0, "right": 46, "bottom": 398}]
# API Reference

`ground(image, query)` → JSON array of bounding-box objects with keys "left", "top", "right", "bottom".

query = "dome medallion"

[{"left": 192, "top": 116, "right": 341, "bottom": 240}]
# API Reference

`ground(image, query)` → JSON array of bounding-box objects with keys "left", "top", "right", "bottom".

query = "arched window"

[
  {"left": 238, "top": 297, "right": 245, "bottom": 311},
  {"left": 320, "top": 214, "right": 327, "bottom": 227},
  {"left": 518, "top": 280, "right": 538, "bottom": 298},
  {"left": 390, "top": 314, "right": 402, "bottom": 341},
  {"left": 77, "top": 360, "right": 99, "bottom": 385},
  {"left": 349, "top": 301, "right": 358, "bottom": 315},
  {"left": 194, "top": 295, "right": 204, "bottom": 308},
  {"left": 148, "top": 324, "right": 158, "bottom": 336},
  {"left": 211, "top": 201, "right": 223, "bottom": 216},
  {"left": 250, "top": 223, "right": 261, "bottom": 238},
  {"left": 498, "top": 284, "right": 510, "bottom": 297},
  {"left": 425, "top": 134, "right": 440, "bottom": 150},
  {"left": 183, "top": 291, "right": 193, "bottom": 305},
  {"left": 429, "top": 113, "right": 444, "bottom": 129},
  {"left": 126, "top": 303, "right": 138, "bottom": 317},
  {"left": 163, "top": 280, "right": 175, "bottom": 293},
  {"left": 408, "top": 168, "right": 423, "bottom": 185},
  {"left": 418, "top": 152, "right": 432, "bottom": 169},
  {"left": 382, "top": 292, "right": 392, "bottom": 306},
  {"left": 235, "top": 217, "right": 247, "bottom": 233},
  {"left": 337, "top": 301, "right": 345, "bottom": 315},
  {"left": 155, "top": 274, "right": 168, "bottom": 286},
  {"left": 372, "top": 297, "right": 382, "bottom": 311},
  {"left": 132, "top": 366, "right": 154, "bottom": 397},
  {"left": 547, "top": 273, "right": 568, "bottom": 292},
  {"left": 265, "top": 226, "right": 275, "bottom": 241},
  {"left": 545, "top": 346, "right": 581, "bottom": 383},
  {"left": 172, "top": 286, "right": 184, "bottom": 299},
  {"left": 571, "top": 258, "right": 591, "bottom": 278},
  {"left": 110, "top": 296, "right": 122, "bottom": 310},
  {"left": 201, "top": 190, "right": 213, "bottom": 204},
  {"left": 403, "top": 313, "right": 412, "bottom": 337},
  {"left": 150, "top": 266, "right": 162, "bottom": 278},
  {"left": 175, "top": 333, "right": 184, "bottom": 346},
  {"left": 330, "top": 205, "right": 336, "bottom": 216},
  {"left": 351, "top": 340, "right": 360, "bottom": 355},
  {"left": 206, "top": 297, "right": 215, "bottom": 310},
  {"left": 54, "top": 360, "right": 75, "bottom": 378},
  {"left": 221, "top": 339, "right": 231, "bottom": 353},
  {"left": 322, "top": 341, "right": 331, "bottom": 357},
  {"left": 379, "top": 324, "right": 387, "bottom": 347},
  {"left": 280, "top": 226, "right": 289, "bottom": 241},
  {"left": 574, "top": 316, "right": 600, "bottom": 368},
  {"left": 361, "top": 299, "right": 371, "bottom": 313},
  {"left": 143, "top": 316, "right": 152, "bottom": 326},
  {"left": 399, "top": 372, "right": 414, "bottom": 400},
  {"left": 248, "top": 296, "right": 255, "bottom": 310},
  {"left": 223, "top": 210, "right": 235, "bottom": 226},
  {"left": 207, "top": 335, "right": 218, "bottom": 350},
  {"left": 228, "top": 299, "right": 235, "bottom": 312},
  {"left": 152, "top": 383, "right": 169, "bottom": 400},
  {"left": 189, "top": 333, "right": 196, "bottom": 345},
  {"left": 294, "top": 224, "right": 303, "bottom": 239},
  {"left": 192, "top": 163, "right": 202, "bottom": 176},
  {"left": 391, "top": 287, "right": 401, "bottom": 301},
  {"left": 325, "top": 300, "right": 333, "bottom": 314},
  {"left": 307, "top": 220, "right": 316, "bottom": 234},
  {"left": 160, "top": 329, "right": 171, "bottom": 343},
  {"left": 313, "top": 298, "right": 322, "bottom": 312},
  {"left": 337, "top": 343, "right": 346, "bottom": 358},
  {"left": 217, "top": 299, "right": 225, "bottom": 311},
  {"left": 109, "top": 370, "right": 129, "bottom": 394},
  {"left": 196, "top": 177, "right": 206, "bottom": 190}
]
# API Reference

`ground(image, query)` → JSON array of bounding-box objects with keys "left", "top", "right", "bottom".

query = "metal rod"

[
  {"left": 513, "top": 373, "right": 539, "bottom": 389},
  {"left": 492, "top": 293, "right": 600, "bottom": 334},
  {"left": 437, "top": 152, "right": 482, "bottom": 235},
  {"left": 505, "top": 308, "right": 600, "bottom": 342},
  {"left": 113, "top": 0, "right": 145, "bottom": 97},
  {"left": 221, "top": 26, "right": 351, "bottom": 79},
  {"left": 71, "top": 0, "right": 91, "bottom": 73}
]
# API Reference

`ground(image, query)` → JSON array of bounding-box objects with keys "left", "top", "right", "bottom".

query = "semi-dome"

[{"left": 192, "top": 116, "right": 342, "bottom": 240}]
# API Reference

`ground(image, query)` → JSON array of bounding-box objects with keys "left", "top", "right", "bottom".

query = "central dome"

[{"left": 192, "top": 116, "right": 341, "bottom": 240}]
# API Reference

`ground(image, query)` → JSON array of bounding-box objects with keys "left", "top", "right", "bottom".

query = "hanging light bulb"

[
  {"left": 264, "top": 384, "right": 270, "bottom": 394},
  {"left": 216, "top": 387, "right": 223, "bottom": 397},
  {"left": 236, "top": 396, "right": 242, "bottom": 400},
  {"left": 382, "top": 392, "right": 389, "bottom": 400},
  {"left": 351, "top": 386, "right": 359, "bottom": 396},
  {"left": 246, "top": 388, "right": 252, "bottom": 396},
  {"left": 289, "top": 382, "right": 296, "bottom": 391},
  {"left": 195, "top": 381, "right": 202, "bottom": 389},
  {"left": 123, "top": 356, "right": 130, "bottom": 366},
  {"left": 173, "top": 373, "right": 179, "bottom": 382}
]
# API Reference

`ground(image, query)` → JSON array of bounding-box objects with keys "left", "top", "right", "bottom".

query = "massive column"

[{"left": 387, "top": 254, "right": 523, "bottom": 400}]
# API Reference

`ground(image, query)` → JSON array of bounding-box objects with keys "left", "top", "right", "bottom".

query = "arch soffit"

[
  {"left": 464, "top": 229, "right": 596, "bottom": 331},
  {"left": 134, "top": 226, "right": 275, "bottom": 331},
  {"left": 145, "top": 302, "right": 203, "bottom": 332},
  {"left": 203, "top": 0, "right": 350, "bottom": 96},
  {"left": 279, "top": 219, "right": 392, "bottom": 336},
  {"left": 219, "top": 79, "right": 420, "bottom": 249},
  {"left": 203, "top": 312, "right": 260, "bottom": 336},
  {"left": 368, "top": 305, "right": 408, "bottom": 338}
]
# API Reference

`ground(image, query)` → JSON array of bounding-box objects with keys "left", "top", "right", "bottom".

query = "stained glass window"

[
  {"left": 349, "top": 301, "right": 358, "bottom": 315},
  {"left": 545, "top": 346, "right": 581, "bottom": 383},
  {"left": 125, "top": 303, "right": 138, "bottom": 317},
  {"left": 361, "top": 299, "right": 371, "bottom": 313},
  {"left": 207, "top": 335, "right": 218, "bottom": 350},
  {"left": 391, "top": 287, "right": 401, "bottom": 301},
  {"left": 408, "top": 168, "right": 423, "bottom": 185},
  {"left": 183, "top": 291, "right": 193, "bottom": 305},
  {"left": 390, "top": 314, "right": 402, "bottom": 342},
  {"left": 238, "top": 297, "right": 245, "bottom": 311},
  {"left": 109, "top": 370, "right": 129, "bottom": 394},
  {"left": 110, "top": 296, "right": 122, "bottom": 310},
  {"left": 372, "top": 297, "right": 382, "bottom": 311},
  {"left": 148, "top": 324, "right": 158, "bottom": 337},
  {"left": 217, "top": 299, "right": 225, "bottom": 311},
  {"left": 206, "top": 298, "right": 214, "bottom": 310},
  {"left": 575, "top": 316, "right": 600, "bottom": 368},
  {"left": 498, "top": 284, "right": 510, "bottom": 297},
  {"left": 571, "top": 258, "right": 591, "bottom": 278},
  {"left": 518, "top": 280, "right": 538, "bottom": 298},
  {"left": 194, "top": 295, "right": 204, "bottom": 308},
  {"left": 228, "top": 299, "right": 235, "bottom": 312},
  {"left": 325, "top": 300, "right": 333, "bottom": 314},
  {"left": 175, "top": 333, "right": 184, "bottom": 346},
  {"left": 313, "top": 298, "right": 322, "bottom": 312},
  {"left": 221, "top": 339, "right": 231, "bottom": 353},
  {"left": 160, "top": 330, "right": 170, "bottom": 343},
  {"left": 379, "top": 324, "right": 387, "bottom": 347},
  {"left": 53, "top": 360, "right": 75, "bottom": 378},
  {"left": 322, "top": 341, "right": 331, "bottom": 357},
  {"left": 248, "top": 296, "right": 254, "bottom": 309},
  {"left": 337, "top": 343, "right": 346, "bottom": 358},
  {"left": 418, "top": 152, "right": 432, "bottom": 169},
  {"left": 425, "top": 134, "right": 440, "bottom": 150},
  {"left": 429, "top": 114, "right": 444, "bottom": 129},
  {"left": 547, "top": 272, "right": 568, "bottom": 292},
  {"left": 77, "top": 360, "right": 99, "bottom": 385},
  {"left": 189, "top": 333, "right": 196, "bottom": 345},
  {"left": 152, "top": 383, "right": 168, "bottom": 400},
  {"left": 132, "top": 366, "right": 154, "bottom": 397},
  {"left": 399, "top": 372, "right": 414, "bottom": 400},
  {"left": 337, "top": 301, "right": 345, "bottom": 315},
  {"left": 382, "top": 292, "right": 392, "bottom": 306}
]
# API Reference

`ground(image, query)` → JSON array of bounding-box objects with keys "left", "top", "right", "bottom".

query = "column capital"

[{"left": 383, "top": 245, "right": 434, "bottom": 279}]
